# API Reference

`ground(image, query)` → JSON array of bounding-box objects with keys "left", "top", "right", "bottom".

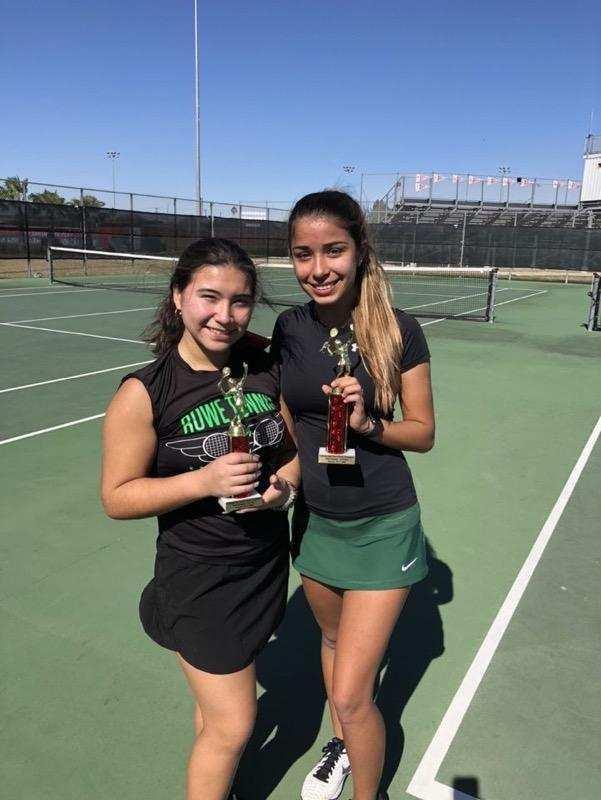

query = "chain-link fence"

[
  {"left": 1, "top": 178, "right": 600, "bottom": 277},
  {"left": 0, "top": 196, "right": 290, "bottom": 275},
  {"left": 371, "top": 223, "right": 601, "bottom": 272}
]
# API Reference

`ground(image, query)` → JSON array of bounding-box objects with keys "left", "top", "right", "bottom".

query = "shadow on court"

[
  {"left": 378, "top": 540, "right": 452, "bottom": 791},
  {"left": 236, "top": 587, "right": 325, "bottom": 799},
  {"left": 237, "top": 541, "right": 452, "bottom": 799},
  {"left": 452, "top": 776, "right": 481, "bottom": 798}
]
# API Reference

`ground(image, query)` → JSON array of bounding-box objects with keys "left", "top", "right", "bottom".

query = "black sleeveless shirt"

[{"left": 122, "top": 339, "right": 289, "bottom": 563}]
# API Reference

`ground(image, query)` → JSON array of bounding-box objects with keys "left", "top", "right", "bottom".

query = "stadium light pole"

[
  {"left": 498, "top": 165, "right": 511, "bottom": 203},
  {"left": 194, "top": 0, "right": 202, "bottom": 216},
  {"left": 106, "top": 151, "right": 120, "bottom": 208},
  {"left": 340, "top": 165, "right": 356, "bottom": 196}
]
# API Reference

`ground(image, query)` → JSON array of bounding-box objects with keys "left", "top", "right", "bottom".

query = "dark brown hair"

[
  {"left": 143, "top": 237, "right": 258, "bottom": 355},
  {"left": 288, "top": 190, "right": 402, "bottom": 413}
]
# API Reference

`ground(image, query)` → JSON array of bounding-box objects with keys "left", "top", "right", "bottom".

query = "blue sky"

[{"left": 1, "top": 0, "right": 599, "bottom": 205}]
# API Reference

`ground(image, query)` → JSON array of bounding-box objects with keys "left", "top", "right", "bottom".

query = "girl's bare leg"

[
  {"left": 301, "top": 576, "right": 344, "bottom": 739},
  {"left": 332, "top": 588, "right": 409, "bottom": 800},
  {"left": 178, "top": 654, "right": 257, "bottom": 800}
]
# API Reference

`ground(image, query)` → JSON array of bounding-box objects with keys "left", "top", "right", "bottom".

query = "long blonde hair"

[{"left": 288, "top": 190, "right": 402, "bottom": 413}]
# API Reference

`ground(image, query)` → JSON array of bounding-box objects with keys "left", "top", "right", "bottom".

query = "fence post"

[
  {"left": 583, "top": 220, "right": 592, "bottom": 272},
  {"left": 23, "top": 200, "right": 32, "bottom": 277},
  {"left": 129, "top": 193, "right": 135, "bottom": 254},
  {"left": 210, "top": 202, "right": 214, "bottom": 236},
  {"left": 531, "top": 233, "right": 538, "bottom": 268},
  {"left": 459, "top": 211, "right": 467, "bottom": 267},
  {"left": 266, "top": 205, "right": 270, "bottom": 264},
  {"left": 173, "top": 197, "right": 178, "bottom": 254},
  {"left": 80, "top": 188, "right": 88, "bottom": 276}
]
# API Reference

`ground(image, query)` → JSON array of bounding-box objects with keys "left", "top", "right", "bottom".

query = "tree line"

[{"left": 0, "top": 177, "right": 105, "bottom": 207}]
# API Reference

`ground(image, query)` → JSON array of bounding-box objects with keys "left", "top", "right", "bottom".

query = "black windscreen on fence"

[{"left": 1, "top": 199, "right": 599, "bottom": 273}]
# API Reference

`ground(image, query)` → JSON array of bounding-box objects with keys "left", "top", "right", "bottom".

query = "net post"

[
  {"left": 47, "top": 245, "right": 53, "bottom": 285},
  {"left": 486, "top": 268, "right": 498, "bottom": 323}
]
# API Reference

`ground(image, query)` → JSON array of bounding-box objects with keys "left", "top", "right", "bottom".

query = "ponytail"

[{"left": 288, "top": 191, "right": 402, "bottom": 413}]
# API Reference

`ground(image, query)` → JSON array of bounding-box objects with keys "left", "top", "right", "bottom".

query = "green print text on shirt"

[{"left": 180, "top": 392, "right": 277, "bottom": 435}]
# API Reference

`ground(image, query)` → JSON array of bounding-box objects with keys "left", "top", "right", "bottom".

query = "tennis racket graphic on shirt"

[{"left": 165, "top": 413, "right": 285, "bottom": 464}]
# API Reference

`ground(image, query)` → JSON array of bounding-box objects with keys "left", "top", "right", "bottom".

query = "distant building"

[{"left": 581, "top": 135, "right": 601, "bottom": 205}]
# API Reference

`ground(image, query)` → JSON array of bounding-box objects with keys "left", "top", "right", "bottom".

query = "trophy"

[
  {"left": 217, "top": 363, "right": 264, "bottom": 512},
  {"left": 318, "top": 327, "right": 357, "bottom": 465}
]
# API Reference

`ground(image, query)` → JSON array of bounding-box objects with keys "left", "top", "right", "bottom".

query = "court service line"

[
  {"left": 0, "top": 285, "right": 93, "bottom": 293},
  {"left": 0, "top": 288, "right": 105, "bottom": 299},
  {"left": 0, "top": 322, "right": 144, "bottom": 344},
  {"left": 4, "top": 306, "right": 155, "bottom": 324},
  {"left": 0, "top": 361, "right": 153, "bottom": 394},
  {"left": 420, "top": 289, "right": 548, "bottom": 327},
  {"left": 406, "top": 414, "right": 601, "bottom": 800},
  {"left": 0, "top": 286, "right": 59, "bottom": 293},
  {"left": 406, "top": 288, "right": 495, "bottom": 313},
  {"left": 0, "top": 413, "right": 107, "bottom": 446}
]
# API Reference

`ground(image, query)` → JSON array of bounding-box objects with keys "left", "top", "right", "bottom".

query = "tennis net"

[
  {"left": 260, "top": 263, "right": 499, "bottom": 321},
  {"left": 48, "top": 247, "right": 498, "bottom": 321},
  {"left": 48, "top": 247, "right": 177, "bottom": 292},
  {"left": 586, "top": 273, "right": 600, "bottom": 332}
]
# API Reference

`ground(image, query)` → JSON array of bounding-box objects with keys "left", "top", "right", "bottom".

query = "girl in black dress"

[{"left": 101, "top": 239, "right": 299, "bottom": 800}]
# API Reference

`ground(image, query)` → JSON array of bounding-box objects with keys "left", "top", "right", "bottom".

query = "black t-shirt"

[
  {"left": 271, "top": 303, "right": 430, "bottom": 520},
  {"left": 121, "top": 339, "right": 289, "bottom": 563}
]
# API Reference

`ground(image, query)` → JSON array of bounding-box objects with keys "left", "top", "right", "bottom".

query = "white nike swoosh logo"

[{"left": 401, "top": 557, "right": 418, "bottom": 572}]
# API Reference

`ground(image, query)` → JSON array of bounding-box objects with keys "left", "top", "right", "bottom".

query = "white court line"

[
  {"left": 0, "top": 287, "right": 548, "bottom": 442},
  {"left": 406, "top": 414, "right": 601, "bottom": 800},
  {"left": 4, "top": 306, "right": 155, "bottom": 324},
  {"left": 0, "top": 288, "right": 105, "bottom": 299},
  {"left": 0, "top": 361, "right": 153, "bottom": 394},
  {"left": 0, "top": 413, "right": 106, "bottom": 446},
  {"left": 0, "top": 285, "right": 58, "bottom": 293},
  {"left": 406, "top": 289, "right": 492, "bottom": 312},
  {"left": 420, "top": 289, "right": 548, "bottom": 326},
  {"left": 0, "top": 322, "right": 144, "bottom": 344}
]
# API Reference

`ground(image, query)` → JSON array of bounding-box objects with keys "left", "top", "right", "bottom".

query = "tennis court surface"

[{"left": 1, "top": 270, "right": 599, "bottom": 800}]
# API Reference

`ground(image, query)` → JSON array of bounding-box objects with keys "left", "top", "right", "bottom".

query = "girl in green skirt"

[{"left": 271, "top": 191, "right": 435, "bottom": 800}]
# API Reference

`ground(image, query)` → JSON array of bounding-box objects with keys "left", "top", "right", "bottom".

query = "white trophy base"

[
  {"left": 318, "top": 447, "right": 356, "bottom": 465},
  {"left": 218, "top": 492, "right": 264, "bottom": 513}
]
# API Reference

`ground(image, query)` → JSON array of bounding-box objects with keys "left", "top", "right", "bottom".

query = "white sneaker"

[{"left": 301, "top": 737, "right": 351, "bottom": 800}]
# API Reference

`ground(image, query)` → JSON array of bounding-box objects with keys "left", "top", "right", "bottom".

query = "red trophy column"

[
  {"left": 229, "top": 426, "right": 251, "bottom": 498},
  {"left": 326, "top": 389, "right": 348, "bottom": 454}
]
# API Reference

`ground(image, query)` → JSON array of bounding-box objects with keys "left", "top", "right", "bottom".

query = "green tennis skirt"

[{"left": 292, "top": 502, "right": 428, "bottom": 590}]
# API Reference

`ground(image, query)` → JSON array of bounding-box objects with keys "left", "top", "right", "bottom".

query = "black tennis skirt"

[{"left": 139, "top": 543, "right": 289, "bottom": 674}]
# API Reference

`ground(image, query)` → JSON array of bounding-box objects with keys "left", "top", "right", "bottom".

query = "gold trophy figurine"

[
  {"left": 217, "top": 363, "right": 264, "bottom": 512},
  {"left": 318, "top": 327, "right": 357, "bottom": 465}
]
